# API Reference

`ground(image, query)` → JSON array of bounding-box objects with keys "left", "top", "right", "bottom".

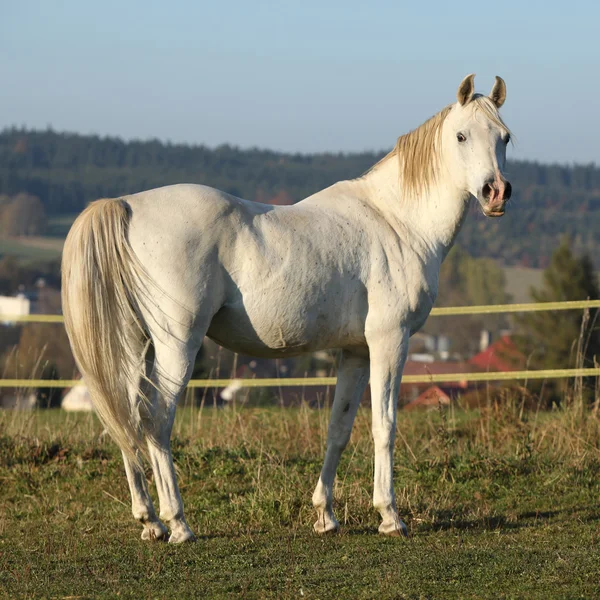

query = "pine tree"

[{"left": 516, "top": 237, "right": 600, "bottom": 403}]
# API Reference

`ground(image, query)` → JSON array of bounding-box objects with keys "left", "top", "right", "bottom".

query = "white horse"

[{"left": 62, "top": 74, "right": 512, "bottom": 542}]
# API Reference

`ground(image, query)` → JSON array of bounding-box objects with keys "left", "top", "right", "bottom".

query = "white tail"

[{"left": 62, "top": 198, "right": 149, "bottom": 462}]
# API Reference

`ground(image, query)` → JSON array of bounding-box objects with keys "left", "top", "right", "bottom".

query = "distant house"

[
  {"left": 0, "top": 280, "right": 56, "bottom": 325},
  {"left": 403, "top": 386, "right": 451, "bottom": 411},
  {"left": 399, "top": 359, "right": 486, "bottom": 403},
  {"left": 0, "top": 294, "right": 31, "bottom": 324},
  {"left": 469, "top": 335, "right": 525, "bottom": 372},
  {"left": 398, "top": 336, "right": 525, "bottom": 406}
]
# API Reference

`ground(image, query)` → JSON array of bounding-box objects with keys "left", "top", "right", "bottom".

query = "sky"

[{"left": 1, "top": 0, "right": 599, "bottom": 164}]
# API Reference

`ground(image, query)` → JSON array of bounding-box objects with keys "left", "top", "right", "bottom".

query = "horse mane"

[{"left": 368, "top": 95, "right": 511, "bottom": 198}]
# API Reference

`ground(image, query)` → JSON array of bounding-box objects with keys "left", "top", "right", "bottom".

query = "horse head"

[{"left": 443, "top": 74, "right": 512, "bottom": 217}]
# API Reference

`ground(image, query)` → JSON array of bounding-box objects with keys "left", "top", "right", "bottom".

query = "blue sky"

[{"left": 2, "top": 0, "right": 599, "bottom": 164}]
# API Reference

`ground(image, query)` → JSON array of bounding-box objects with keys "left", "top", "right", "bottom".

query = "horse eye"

[
  {"left": 457, "top": 133, "right": 466, "bottom": 143},
  {"left": 504, "top": 133, "right": 511, "bottom": 144}
]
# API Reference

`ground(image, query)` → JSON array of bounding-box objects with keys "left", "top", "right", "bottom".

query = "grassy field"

[
  {"left": 0, "top": 215, "right": 74, "bottom": 265},
  {"left": 1, "top": 399, "right": 600, "bottom": 599},
  {"left": 0, "top": 236, "right": 63, "bottom": 264},
  {"left": 502, "top": 267, "right": 545, "bottom": 304},
  {"left": 45, "top": 214, "right": 77, "bottom": 239}
]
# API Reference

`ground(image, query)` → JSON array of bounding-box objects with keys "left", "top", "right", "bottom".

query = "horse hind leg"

[
  {"left": 122, "top": 450, "right": 168, "bottom": 541},
  {"left": 121, "top": 373, "right": 168, "bottom": 541},
  {"left": 141, "top": 335, "right": 200, "bottom": 543}
]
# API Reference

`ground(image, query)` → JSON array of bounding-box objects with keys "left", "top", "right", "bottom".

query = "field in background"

[
  {"left": 1, "top": 400, "right": 600, "bottom": 599},
  {"left": 503, "top": 266, "right": 545, "bottom": 304},
  {"left": 45, "top": 214, "right": 77, "bottom": 239},
  {"left": 0, "top": 236, "right": 63, "bottom": 263},
  {"left": 0, "top": 215, "right": 72, "bottom": 265}
]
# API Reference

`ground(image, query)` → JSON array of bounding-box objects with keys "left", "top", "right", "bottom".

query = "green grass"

[
  {"left": 0, "top": 215, "right": 76, "bottom": 264},
  {"left": 1, "top": 402, "right": 600, "bottom": 599}
]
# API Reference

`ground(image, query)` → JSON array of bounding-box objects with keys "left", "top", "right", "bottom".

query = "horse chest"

[{"left": 367, "top": 246, "right": 438, "bottom": 332}]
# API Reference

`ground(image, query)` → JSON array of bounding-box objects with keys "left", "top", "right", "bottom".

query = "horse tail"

[{"left": 62, "top": 198, "right": 149, "bottom": 463}]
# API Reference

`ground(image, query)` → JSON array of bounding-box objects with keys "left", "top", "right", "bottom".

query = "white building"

[{"left": 0, "top": 294, "right": 31, "bottom": 325}]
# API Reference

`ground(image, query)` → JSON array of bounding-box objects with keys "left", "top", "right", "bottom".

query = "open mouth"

[
  {"left": 483, "top": 208, "right": 505, "bottom": 217},
  {"left": 481, "top": 180, "right": 511, "bottom": 218}
]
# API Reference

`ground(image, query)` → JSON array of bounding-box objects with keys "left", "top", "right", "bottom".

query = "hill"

[{"left": 1, "top": 128, "right": 599, "bottom": 268}]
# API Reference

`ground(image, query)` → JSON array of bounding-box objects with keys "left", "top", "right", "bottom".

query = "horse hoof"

[
  {"left": 168, "top": 528, "right": 197, "bottom": 544},
  {"left": 315, "top": 525, "right": 339, "bottom": 535},
  {"left": 141, "top": 522, "right": 169, "bottom": 542},
  {"left": 379, "top": 520, "right": 409, "bottom": 538},
  {"left": 313, "top": 516, "right": 340, "bottom": 535}
]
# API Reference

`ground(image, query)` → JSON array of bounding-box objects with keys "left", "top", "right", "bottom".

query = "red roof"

[
  {"left": 404, "top": 386, "right": 451, "bottom": 411},
  {"left": 469, "top": 336, "right": 525, "bottom": 372}
]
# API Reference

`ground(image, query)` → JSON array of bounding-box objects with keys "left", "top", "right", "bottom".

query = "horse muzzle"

[{"left": 480, "top": 178, "right": 512, "bottom": 217}]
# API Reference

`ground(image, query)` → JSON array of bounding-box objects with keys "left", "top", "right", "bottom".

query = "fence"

[{"left": 1, "top": 299, "right": 599, "bottom": 389}]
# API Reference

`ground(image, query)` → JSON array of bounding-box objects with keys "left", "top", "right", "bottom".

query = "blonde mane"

[{"left": 369, "top": 95, "right": 511, "bottom": 198}]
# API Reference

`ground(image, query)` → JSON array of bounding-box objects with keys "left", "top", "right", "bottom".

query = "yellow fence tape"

[
  {"left": 430, "top": 299, "right": 600, "bottom": 316},
  {"left": 1, "top": 299, "right": 599, "bottom": 324},
  {"left": 1, "top": 368, "right": 598, "bottom": 389},
  {"left": 0, "top": 314, "right": 64, "bottom": 323}
]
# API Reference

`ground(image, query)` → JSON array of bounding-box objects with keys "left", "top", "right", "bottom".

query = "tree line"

[{"left": 0, "top": 193, "right": 47, "bottom": 236}]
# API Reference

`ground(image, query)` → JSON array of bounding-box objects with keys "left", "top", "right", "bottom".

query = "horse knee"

[
  {"left": 327, "top": 423, "right": 352, "bottom": 450},
  {"left": 372, "top": 425, "right": 395, "bottom": 450}
]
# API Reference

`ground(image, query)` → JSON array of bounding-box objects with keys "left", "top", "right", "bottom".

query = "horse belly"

[{"left": 206, "top": 296, "right": 364, "bottom": 358}]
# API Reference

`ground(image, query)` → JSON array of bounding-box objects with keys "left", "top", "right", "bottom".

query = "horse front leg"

[
  {"left": 312, "top": 349, "right": 370, "bottom": 533},
  {"left": 367, "top": 329, "right": 409, "bottom": 536}
]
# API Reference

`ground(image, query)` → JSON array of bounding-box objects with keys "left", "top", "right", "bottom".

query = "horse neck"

[{"left": 361, "top": 154, "right": 471, "bottom": 260}]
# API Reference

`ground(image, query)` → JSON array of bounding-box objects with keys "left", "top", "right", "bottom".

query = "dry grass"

[{"left": 1, "top": 391, "right": 600, "bottom": 598}]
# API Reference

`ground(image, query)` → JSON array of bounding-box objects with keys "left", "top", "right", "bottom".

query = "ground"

[{"left": 1, "top": 400, "right": 600, "bottom": 599}]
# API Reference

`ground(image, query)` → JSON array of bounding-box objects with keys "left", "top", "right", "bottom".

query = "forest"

[{"left": 1, "top": 127, "right": 599, "bottom": 268}]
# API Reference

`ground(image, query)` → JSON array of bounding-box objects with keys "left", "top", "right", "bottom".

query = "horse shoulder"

[{"left": 363, "top": 224, "right": 443, "bottom": 336}]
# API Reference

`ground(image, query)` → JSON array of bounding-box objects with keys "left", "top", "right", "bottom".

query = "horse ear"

[
  {"left": 457, "top": 74, "right": 475, "bottom": 106},
  {"left": 489, "top": 76, "right": 507, "bottom": 108}
]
